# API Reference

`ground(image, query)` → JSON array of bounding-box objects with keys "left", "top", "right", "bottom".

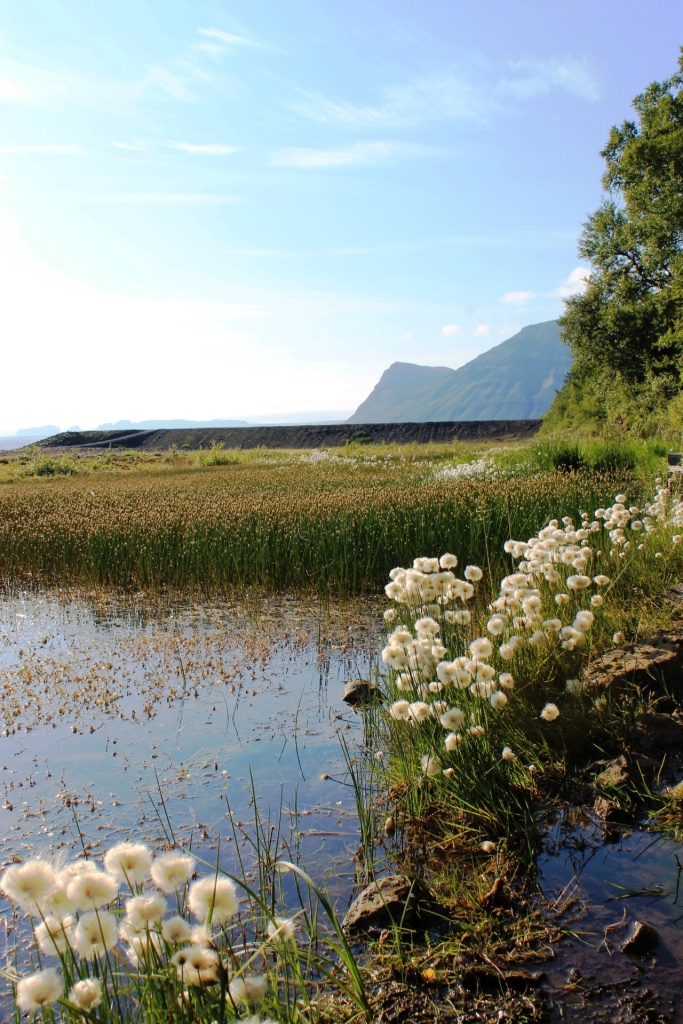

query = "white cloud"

[
  {"left": 197, "top": 27, "right": 249, "bottom": 46},
  {"left": 555, "top": 266, "right": 591, "bottom": 297},
  {"left": 500, "top": 290, "right": 534, "bottom": 305},
  {"left": 501, "top": 59, "right": 598, "bottom": 102},
  {"left": 112, "top": 141, "right": 148, "bottom": 151},
  {"left": 142, "top": 67, "right": 196, "bottom": 101},
  {"left": 287, "top": 58, "right": 598, "bottom": 130},
  {"left": 0, "top": 77, "right": 23, "bottom": 100},
  {"left": 397, "top": 331, "right": 413, "bottom": 341},
  {"left": 442, "top": 324, "right": 462, "bottom": 337},
  {"left": 73, "top": 193, "right": 242, "bottom": 204},
  {"left": 272, "top": 140, "right": 442, "bottom": 168},
  {"left": 167, "top": 142, "right": 240, "bottom": 155},
  {"left": 0, "top": 144, "right": 83, "bottom": 154},
  {"left": 473, "top": 324, "right": 490, "bottom": 337}
]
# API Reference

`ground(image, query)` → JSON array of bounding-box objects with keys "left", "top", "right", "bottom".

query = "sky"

[{"left": 0, "top": 1, "right": 681, "bottom": 432}]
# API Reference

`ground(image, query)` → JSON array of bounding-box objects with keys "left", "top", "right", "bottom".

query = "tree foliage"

[{"left": 555, "top": 51, "right": 683, "bottom": 432}]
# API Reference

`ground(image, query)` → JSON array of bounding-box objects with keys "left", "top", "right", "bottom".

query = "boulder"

[
  {"left": 586, "top": 635, "right": 683, "bottom": 693},
  {"left": 595, "top": 755, "right": 629, "bottom": 789},
  {"left": 343, "top": 874, "right": 435, "bottom": 935},
  {"left": 630, "top": 712, "right": 683, "bottom": 752},
  {"left": 343, "top": 678, "right": 379, "bottom": 707}
]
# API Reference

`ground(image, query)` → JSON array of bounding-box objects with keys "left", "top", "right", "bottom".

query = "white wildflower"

[
  {"left": 390, "top": 700, "right": 410, "bottom": 720},
  {"left": 171, "top": 946, "right": 219, "bottom": 986},
  {"left": 66, "top": 868, "right": 118, "bottom": 911},
  {"left": 229, "top": 974, "right": 268, "bottom": 1005},
  {"left": 188, "top": 876, "right": 238, "bottom": 923},
  {"left": 16, "top": 968, "right": 62, "bottom": 1013},
  {"left": 540, "top": 703, "right": 560, "bottom": 722},
  {"left": 74, "top": 910, "right": 118, "bottom": 958},
  {"left": 566, "top": 678, "right": 585, "bottom": 696},
  {"left": 68, "top": 978, "right": 102, "bottom": 1012},
  {"left": 481, "top": 841, "right": 496, "bottom": 854},
  {"left": 151, "top": 851, "right": 196, "bottom": 893},
  {"left": 489, "top": 690, "right": 508, "bottom": 710},
  {"left": 439, "top": 707, "right": 466, "bottom": 730},
  {"left": 444, "top": 732, "right": 462, "bottom": 751},
  {"left": 104, "top": 842, "right": 152, "bottom": 886},
  {"left": 0, "top": 859, "right": 57, "bottom": 914},
  {"left": 501, "top": 747, "right": 516, "bottom": 761},
  {"left": 162, "top": 915, "right": 192, "bottom": 944},
  {"left": 421, "top": 755, "right": 441, "bottom": 776},
  {"left": 464, "top": 565, "right": 483, "bottom": 582}
]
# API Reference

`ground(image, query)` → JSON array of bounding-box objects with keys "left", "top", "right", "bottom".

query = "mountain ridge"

[{"left": 348, "top": 320, "right": 571, "bottom": 423}]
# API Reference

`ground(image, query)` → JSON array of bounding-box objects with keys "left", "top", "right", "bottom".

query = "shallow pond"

[{"left": 0, "top": 589, "right": 381, "bottom": 901}]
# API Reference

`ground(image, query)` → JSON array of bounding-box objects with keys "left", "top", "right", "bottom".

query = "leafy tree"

[{"left": 556, "top": 50, "right": 683, "bottom": 430}]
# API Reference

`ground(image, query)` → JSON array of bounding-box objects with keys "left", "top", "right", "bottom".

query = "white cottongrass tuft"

[
  {"left": 540, "top": 703, "right": 560, "bottom": 722},
  {"left": 0, "top": 859, "right": 57, "bottom": 914},
  {"left": 489, "top": 690, "right": 508, "bottom": 710},
  {"left": 565, "top": 678, "right": 585, "bottom": 696},
  {"left": 469, "top": 637, "right": 493, "bottom": 659},
  {"left": 229, "top": 974, "right": 268, "bottom": 1005},
  {"left": 16, "top": 968, "right": 62, "bottom": 1013},
  {"left": 124, "top": 895, "right": 167, "bottom": 933},
  {"left": 267, "top": 916, "right": 297, "bottom": 941},
  {"left": 187, "top": 876, "right": 238, "bottom": 923},
  {"left": 66, "top": 868, "right": 118, "bottom": 911},
  {"left": 68, "top": 978, "right": 102, "bottom": 1012},
  {"left": 390, "top": 700, "right": 410, "bottom": 720},
  {"left": 440, "top": 552, "right": 458, "bottom": 569},
  {"left": 481, "top": 841, "right": 496, "bottom": 854},
  {"left": 74, "top": 910, "right": 118, "bottom": 958},
  {"left": 464, "top": 565, "right": 483, "bottom": 582},
  {"left": 498, "top": 673, "right": 515, "bottom": 690},
  {"left": 161, "top": 915, "right": 192, "bottom": 944},
  {"left": 444, "top": 732, "right": 462, "bottom": 751},
  {"left": 150, "top": 851, "right": 196, "bottom": 893},
  {"left": 104, "top": 842, "right": 152, "bottom": 886},
  {"left": 501, "top": 747, "right": 516, "bottom": 761},
  {"left": 439, "top": 707, "right": 465, "bottom": 730},
  {"left": 421, "top": 755, "right": 441, "bottom": 776},
  {"left": 35, "top": 916, "right": 73, "bottom": 957},
  {"left": 170, "top": 946, "right": 219, "bottom": 986}
]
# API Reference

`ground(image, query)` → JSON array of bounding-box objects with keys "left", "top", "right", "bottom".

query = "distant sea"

[{"left": 0, "top": 437, "right": 41, "bottom": 450}]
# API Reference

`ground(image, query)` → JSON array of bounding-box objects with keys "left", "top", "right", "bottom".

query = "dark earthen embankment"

[{"left": 38, "top": 420, "right": 542, "bottom": 451}]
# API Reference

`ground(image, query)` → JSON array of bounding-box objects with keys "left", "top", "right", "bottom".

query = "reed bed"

[{"left": 0, "top": 464, "right": 633, "bottom": 594}]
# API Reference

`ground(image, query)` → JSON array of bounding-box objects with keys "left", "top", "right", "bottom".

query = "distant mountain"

[
  {"left": 15, "top": 425, "right": 61, "bottom": 437},
  {"left": 348, "top": 320, "right": 571, "bottom": 422},
  {"left": 96, "top": 417, "right": 250, "bottom": 430}
]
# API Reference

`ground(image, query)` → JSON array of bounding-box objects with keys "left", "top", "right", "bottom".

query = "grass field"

[{"left": 0, "top": 445, "right": 646, "bottom": 593}]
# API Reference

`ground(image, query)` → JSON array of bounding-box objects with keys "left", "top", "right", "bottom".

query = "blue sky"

[{"left": 0, "top": 1, "right": 681, "bottom": 431}]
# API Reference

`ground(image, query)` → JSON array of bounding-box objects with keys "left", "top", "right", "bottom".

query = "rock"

[
  {"left": 664, "top": 582, "right": 683, "bottom": 612},
  {"left": 342, "top": 678, "right": 379, "bottom": 707},
  {"left": 595, "top": 755, "right": 629, "bottom": 789},
  {"left": 343, "top": 874, "right": 435, "bottom": 935},
  {"left": 586, "top": 635, "right": 683, "bottom": 693},
  {"left": 593, "top": 796, "right": 630, "bottom": 823},
  {"left": 630, "top": 712, "right": 683, "bottom": 752},
  {"left": 622, "top": 919, "right": 659, "bottom": 955}
]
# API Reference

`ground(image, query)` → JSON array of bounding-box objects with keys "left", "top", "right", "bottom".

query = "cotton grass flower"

[
  {"left": 566, "top": 678, "right": 585, "bottom": 696},
  {"left": 390, "top": 700, "right": 410, "bottom": 720},
  {"left": 267, "top": 916, "right": 297, "bottom": 942},
  {"left": 36, "top": 916, "right": 74, "bottom": 956},
  {"left": 452, "top": 609, "right": 471, "bottom": 625},
  {"left": 540, "top": 703, "right": 560, "bottom": 722},
  {"left": 1, "top": 859, "right": 57, "bottom": 915},
  {"left": 16, "top": 968, "right": 62, "bottom": 1013},
  {"left": 229, "top": 974, "right": 268, "bottom": 1005},
  {"left": 162, "top": 915, "right": 192, "bottom": 944},
  {"left": 124, "top": 894, "right": 167, "bottom": 932},
  {"left": 464, "top": 565, "right": 483, "bottom": 582},
  {"left": 489, "top": 690, "right": 508, "bottom": 710},
  {"left": 444, "top": 732, "right": 462, "bottom": 751},
  {"left": 469, "top": 637, "right": 493, "bottom": 659},
  {"left": 501, "top": 747, "right": 516, "bottom": 761},
  {"left": 439, "top": 707, "right": 465, "bottom": 730},
  {"left": 104, "top": 842, "right": 152, "bottom": 886},
  {"left": 498, "top": 673, "right": 514, "bottom": 690},
  {"left": 407, "top": 701, "right": 430, "bottom": 723},
  {"left": 151, "top": 851, "right": 196, "bottom": 893},
  {"left": 421, "top": 755, "right": 441, "bottom": 776},
  {"left": 481, "top": 841, "right": 496, "bottom": 854},
  {"left": 68, "top": 978, "right": 103, "bottom": 1012},
  {"left": 74, "top": 910, "right": 118, "bottom": 958},
  {"left": 67, "top": 867, "right": 118, "bottom": 911},
  {"left": 188, "top": 876, "right": 238, "bottom": 923},
  {"left": 171, "top": 946, "right": 219, "bottom": 986}
]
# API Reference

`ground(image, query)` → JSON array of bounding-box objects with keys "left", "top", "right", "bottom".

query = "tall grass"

[{"left": 0, "top": 465, "right": 635, "bottom": 594}]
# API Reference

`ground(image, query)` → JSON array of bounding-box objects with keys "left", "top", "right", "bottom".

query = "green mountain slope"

[{"left": 348, "top": 320, "right": 571, "bottom": 423}]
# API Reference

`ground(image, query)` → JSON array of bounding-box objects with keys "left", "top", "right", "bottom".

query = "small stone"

[
  {"left": 343, "top": 874, "right": 435, "bottom": 935},
  {"left": 622, "top": 920, "right": 659, "bottom": 955},
  {"left": 595, "top": 755, "right": 629, "bottom": 789},
  {"left": 593, "top": 796, "right": 629, "bottom": 822},
  {"left": 342, "top": 678, "right": 379, "bottom": 707}
]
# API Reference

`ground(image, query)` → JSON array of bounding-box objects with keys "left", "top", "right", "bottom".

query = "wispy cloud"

[
  {"left": 442, "top": 324, "right": 462, "bottom": 337},
  {"left": 554, "top": 266, "right": 590, "bottom": 297},
  {"left": 73, "top": 193, "right": 243, "bottom": 204},
  {"left": 501, "top": 59, "right": 598, "bottom": 102},
  {"left": 287, "top": 58, "right": 598, "bottom": 129},
  {"left": 500, "top": 290, "right": 534, "bottom": 305},
  {"left": 141, "top": 66, "right": 196, "bottom": 101},
  {"left": 197, "top": 27, "right": 249, "bottom": 46},
  {"left": 0, "top": 144, "right": 83, "bottom": 154},
  {"left": 0, "top": 77, "right": 24, "bottom": 100},
  {"left": 473, "top": 324, "right": 490, "bottom": 337},
  {"left": 272, "top": 139, "right": 443, "bottom": 168},
  {"left": 167, "top": 142, "right": 240, "bottom": 155},
  {"left": 111, "top": 141, "right": 148, "bottom": 151}
]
